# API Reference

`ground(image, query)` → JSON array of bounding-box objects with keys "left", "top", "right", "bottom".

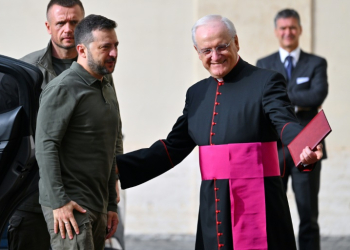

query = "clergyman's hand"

[
  {"left": 53, "top": 200, "right": 86, "bottom": 240},
  {"left": 106, "top": 211, "right": 119, "bottom": 239},
  {"left": 300, "top": 143, "right": 323, "bottom": 165}
]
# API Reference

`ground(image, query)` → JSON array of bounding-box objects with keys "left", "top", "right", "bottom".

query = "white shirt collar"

[{"left": 279, "top": 47, "right": 301, "bottom": 67}]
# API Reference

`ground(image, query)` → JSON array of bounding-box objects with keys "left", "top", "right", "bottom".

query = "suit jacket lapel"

[
  {"left": 272, "top": 52, "right": 287, "bottom": 80},
  {"left": 290, "top": 50, "right": 309, "bottom": 84}
]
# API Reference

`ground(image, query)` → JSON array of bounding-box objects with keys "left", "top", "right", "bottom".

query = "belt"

[{"left": 199, "top": 142, "right": 279, "bottom": 250}]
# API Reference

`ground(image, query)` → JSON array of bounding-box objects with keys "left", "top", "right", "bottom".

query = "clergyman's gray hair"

[
  {"left": 191, "top": 15, "right": 236, "bottom": 46},
  {"left": 274, "top": 9, "right": 301, "bottom": 27}
]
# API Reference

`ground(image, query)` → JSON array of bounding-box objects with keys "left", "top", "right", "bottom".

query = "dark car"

[{"left": 0, "top": 54, "right": 43, "bottom": 240}]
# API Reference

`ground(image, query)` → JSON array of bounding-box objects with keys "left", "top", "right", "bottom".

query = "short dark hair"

[
  {"left": 46, "top": 0, "right": 85, "bottom": 19},
  {"left": 74, "top": 14, "right": 117, "bottom": 46},
  {"left": 274, "top": 9, "right": 301, "bottom": 27}
]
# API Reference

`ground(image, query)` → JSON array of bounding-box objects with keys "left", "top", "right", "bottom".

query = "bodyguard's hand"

[
  {"left": 106, "top": 211, "right": 119, "bottom": 239},
  {"left": 300, "top": 143, "right": 323, "bottom": 165},
  {"left": 53, "top": 200, "right": 86, "bottom": 240}
]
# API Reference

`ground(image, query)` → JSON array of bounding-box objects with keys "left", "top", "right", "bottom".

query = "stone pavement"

[
  {"left": 125, "top": 234, "right": 350, "bottom": 250},
  {"left": 1, "top": 233, "right": 349, "bottom": 249}
]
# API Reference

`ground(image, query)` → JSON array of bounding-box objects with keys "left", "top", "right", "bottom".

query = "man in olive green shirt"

[{"left": 36, "top": 14, "right": 121, "bottom": 249}]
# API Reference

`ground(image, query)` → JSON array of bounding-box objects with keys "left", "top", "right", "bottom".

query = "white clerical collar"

[{"left": 279, "top": 47, "right": 301, "bottom": 67}]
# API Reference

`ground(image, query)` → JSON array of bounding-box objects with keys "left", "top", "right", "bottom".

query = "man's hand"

[
  {"left": 53, "top": 200, "right": 86, "bottom": 240},
  {"left": 300, "top": 143, "right": 323, "bottom": 165},
  {"left": 106, "top": 211, "right": 119, "bottom": 239}
]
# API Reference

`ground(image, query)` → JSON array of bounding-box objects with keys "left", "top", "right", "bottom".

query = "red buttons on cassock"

[
  {"left": 219, "top": 244, "right": 224, "bottom": 247},
  {"left": 210, "top": 143, "right": 215, "bottom": 146},
  {"left": 213, "top": 178, "right": 222, "bottom": 249},
  {"left": 216, "top": 199, "right": 220, "bottom": 202},
  {"left": 218, "top": 82, "right": 224, "bottom": 86},
  {"left": 211, "top": 84, "right": 220, "bottom": 145}
]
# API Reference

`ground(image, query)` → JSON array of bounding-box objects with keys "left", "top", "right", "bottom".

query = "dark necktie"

[{"left": 285, "top": 55, "right": 294, "bottom": 81}]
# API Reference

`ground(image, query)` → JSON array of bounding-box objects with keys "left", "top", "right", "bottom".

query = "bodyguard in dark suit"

[{"left": 257, "top": 9, "right": 328, "bottom": 250}]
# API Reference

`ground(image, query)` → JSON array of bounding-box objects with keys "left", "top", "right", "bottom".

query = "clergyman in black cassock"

[{"left": 116, "top": 15, "right": 323, "bottom": 250}]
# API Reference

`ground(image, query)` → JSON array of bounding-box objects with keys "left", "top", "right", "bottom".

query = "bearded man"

[{"left": 36, "top": 14, "right": 122, "bottom": 249}]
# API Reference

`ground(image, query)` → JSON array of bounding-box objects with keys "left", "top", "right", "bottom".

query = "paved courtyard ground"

[{"left": 125, "top": 234, "right": 350, "bottom": 250}]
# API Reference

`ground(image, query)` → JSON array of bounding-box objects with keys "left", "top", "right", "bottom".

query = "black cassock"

[{"left": 117, "top": 58, "right": 303, "bottom": 250}]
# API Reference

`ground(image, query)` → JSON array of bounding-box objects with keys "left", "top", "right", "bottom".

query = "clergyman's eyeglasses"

[{"left": 197, "top": 40, "right": 232, "bottom": 57}]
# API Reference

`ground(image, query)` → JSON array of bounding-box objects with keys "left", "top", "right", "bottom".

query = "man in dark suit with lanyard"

[{"left": 257, "top": 9, "right": 328, "bottom": 250}]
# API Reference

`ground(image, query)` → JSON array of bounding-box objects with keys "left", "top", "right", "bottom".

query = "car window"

[{"left": 0, "top": 72, "right": 19, "bottom": 113}]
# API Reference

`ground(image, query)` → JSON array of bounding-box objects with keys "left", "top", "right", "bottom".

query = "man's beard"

[{"left": 87, "top": 49, "right": 115, "bottom": 76}]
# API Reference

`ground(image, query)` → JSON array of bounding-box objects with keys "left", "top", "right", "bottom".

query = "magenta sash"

[{"left": 199, "top": 142, "right": 280, "bottom": 250}]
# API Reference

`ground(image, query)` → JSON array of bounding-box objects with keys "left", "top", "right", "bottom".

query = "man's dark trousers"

[
  {"left": 257, "top": 50, "right": 328, "bottom": 250},
  {"left": 8, "top": 210, "right": 50, "bottom": 250},
  {"left": 281, "top": 150, "right": 321, "bottom": 250}
]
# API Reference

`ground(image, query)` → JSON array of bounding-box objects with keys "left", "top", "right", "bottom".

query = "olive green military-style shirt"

[
  {"left": 20, "top": 42, "right": 122, "bottom": 214},
  {"left": 36, "top": 61, "right": 122, "bottom": 213}
]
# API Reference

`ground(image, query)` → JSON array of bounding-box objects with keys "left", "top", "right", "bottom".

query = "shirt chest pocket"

[{"left": 102, "top": 86, "right": 119, "bottom": 110}]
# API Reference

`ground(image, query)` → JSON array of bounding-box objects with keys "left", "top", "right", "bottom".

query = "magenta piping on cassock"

[{"left": 199, "top": 142, "right": 280, "bottom": 250}]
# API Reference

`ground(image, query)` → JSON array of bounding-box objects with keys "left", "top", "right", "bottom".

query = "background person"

[{"left": 256, "top": 9, "right": 328, "bottom": 250}]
